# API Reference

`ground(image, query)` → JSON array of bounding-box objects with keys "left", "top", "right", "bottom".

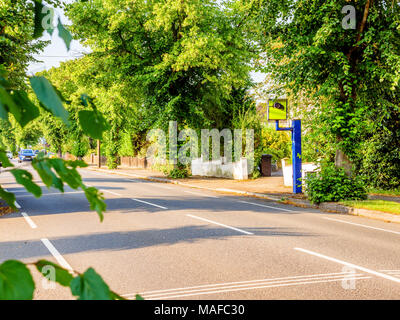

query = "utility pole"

[{"left": 97, "top": 139, "right": 101, "bottom": 168}]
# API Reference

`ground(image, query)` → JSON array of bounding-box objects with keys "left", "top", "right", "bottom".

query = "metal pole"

[
  {"left": 292, "top": 120, "right": 302, "bottom": 193},
  {"left": 275, "top": 120, "right": 302, "bottom": 194},
  {"left": 97, "top": 139, "right": 101, "bottom": 168}
]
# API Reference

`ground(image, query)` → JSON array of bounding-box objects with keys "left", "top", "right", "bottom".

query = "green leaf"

[
  {"left": 11, "top": 91, "right": 40, "bottom": 127},
  {"left": 49, "top": 158, "right": 82, "bottom": 189},
  {"left": 0, "top": 186, "right": 16, "bottom": 210},
  {"left": 70, "top": 268, "right": 112, "bottom": 300},
  {"left": 110, "top": 291, "right": 127, "bottom": 300},
  {"left": 32, "top": 154, "right": 64, "bottom": 192},
  {"left": 34, "top": 260, "right": 74, "bottom": 287},
  {"left": 0, "top": 260, "right": 35, "bottom": 300},
  {"left": 10, "top": 169, "right": 42, "bottom": 198},
  {"left": 57, "top": 18, "right": 73, "bottom": 51},
  {"left": 30, "top": 76, "right": 69, "bottom": 125},
  {"left": 78, "top": 110, "right": 109, "bottom": 140},
  {"left": 0, "top": 86, "right": 20, "bottom": 122},
  {"left": 0, "top": 149, "right": 13, "bottom": 168},
  {"left": 82, "top": 186, "right": 106, "bottom": 222},
  {"left": 135, "top": 294, "right": 145, "bottom": 300}
]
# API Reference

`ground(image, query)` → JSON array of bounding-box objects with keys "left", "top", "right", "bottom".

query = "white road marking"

[
  {"left": 295, "top": 247, "right": 400, "bottom": 284},
  {"left": 3, "top": 188, "right": 21, "bottom": 208},
  {"left": 238, "top": 200, "right": 295, "bottom": 212},
  {"left": 21, "top": 212, "right": 37, "bottom": 229},
  {"left": 101, "top": 189, "right": 122, "bottom": 196},
  {"left": 323, "top": 217, "right": 400, "bottom": 235},
  {"left": 17, "top": 191, "right": 84, "bottom": 198},
  {"left": 123, "top": 271, "right": 364, "bottom": 298},
  {"left": 125, "top": 275, "right": 370, "bottom": 300},
  {"left": 101, "top": 189, "right": 168, "bottom": 209},
  {"left": 183, "top": 190, "right": 218, "bottom": 198},
  {"left": 187, "top": 214, "right": 253, "bottom": 235},
  {"left": 41, "top": 238, "right": 73, "bottom": 272},
  {"left": 131, "top": 198, "right": 168, "bottom": 210}
]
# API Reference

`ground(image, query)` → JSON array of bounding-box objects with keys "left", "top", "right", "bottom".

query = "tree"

[
  {"left": 257, "top": 0, "right": 400, "bottom": 173},
  {"left": 65, "top": 0, "right": 257, "bottom": 132},
  {"left": 0, "top": 0, "right": 132, "bottom": 300}
]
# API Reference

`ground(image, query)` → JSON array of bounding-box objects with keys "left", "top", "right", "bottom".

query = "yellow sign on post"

[{"left": 267, "top": 99, "right": 288, "bottom": 120}]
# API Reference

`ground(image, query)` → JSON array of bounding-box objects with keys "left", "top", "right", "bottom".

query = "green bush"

[
  {"left": 305, "top": 164, "right": 367, "bottom": 204},
  {"left": 357, "top": 130, "right": 400, "bottom": 190},
  {"left": 164, "top": 163, "right": 190, "bottom": 179}
]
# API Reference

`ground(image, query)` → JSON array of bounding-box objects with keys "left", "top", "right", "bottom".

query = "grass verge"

[
  {"left": 341, "top": 200, "right": 400, "bottom": 215},
  {"left": 368, "top": 188, "right": 400, "bottom": 197}
]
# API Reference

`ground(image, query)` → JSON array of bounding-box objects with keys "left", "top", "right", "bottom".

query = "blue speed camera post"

[{"left": 268, "top": 98, "right": 302, "bottom": 194}]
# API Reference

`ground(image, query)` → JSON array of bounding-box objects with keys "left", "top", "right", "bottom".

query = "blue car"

[{"left": 18, "top": 149, "right": 35, "bottom": 163}]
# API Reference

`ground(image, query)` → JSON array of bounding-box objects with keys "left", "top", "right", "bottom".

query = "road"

[{"left": 1, "top": 162, "right": 400, "bottom": 299}]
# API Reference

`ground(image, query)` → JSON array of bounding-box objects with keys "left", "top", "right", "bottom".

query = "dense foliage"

[
  {"left": 305, "top": 164, "right": 367, "bottom": 204},
  {"left": 257, "top": 0, "right": 400, "bottom": 181}
]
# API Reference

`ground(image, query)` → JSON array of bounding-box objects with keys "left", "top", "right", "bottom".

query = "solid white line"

[
  {"left": 183, "top": 190, "right": 218, "bottom": 198},
  {"left": 187, "top": 214, "right": 253, "bottom": 235},
  {"left": 238, "top": 200, "right": 295, "bottom": 212},
  {"left": 294, "top": 247, "right": 400, "bottom": 284},
  {"left": 140, "top": 277, "right": 371, "bottom": 300},
  {"left": 41, "top": 238, "right": 73, "bottom": 272},
  {"left": 323, "top": 217, "right": 400, "bottom": 235},
  {"left": 142, "top": 275, "right": 368, "bottom": 298},
  {"left": 123, "top": 272, "right": 364, "bottom": 297},
  {"left": 21, "top": 212, "right": 37, "bottom": 229},
  {"left": 131, "top": 198, "right": 168, "bottom": 210}
]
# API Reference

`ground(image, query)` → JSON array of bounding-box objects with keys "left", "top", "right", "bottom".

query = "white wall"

[
  {"left": 191, "top": 157, "right": 248, "bottom": 180},
  {"left": 281, "top": 158, "right": 319, "bottom": 187}
]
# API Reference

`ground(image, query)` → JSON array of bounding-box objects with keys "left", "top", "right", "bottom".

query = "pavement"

[{"left": 1, "top": 161, "right": 400, "bottom": 299}]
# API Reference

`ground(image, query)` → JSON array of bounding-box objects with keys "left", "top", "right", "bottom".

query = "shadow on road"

[{"left": 0, "top": 225, "right": 316, "bottom": 261}]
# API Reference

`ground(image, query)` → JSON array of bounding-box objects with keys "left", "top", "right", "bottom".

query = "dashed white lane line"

[
  {"left": 183, "top": 190, "right": 218, "bottom": 198},
  {"left": 238, "top": 200, "right": 295, "bottom": 212},
  {"left": 21, "top": 212, "right": 37, "bottom": 229},
  {"left": 100, "top": 189, "right": 168, "bottom": 210},
  {"left": 100, "top": 189, "right": 121, "bottom": 196},
  {"left": 131, "top": 198, "right": 168, "bottom": 210},
  {"left": 4, "top": 188, "right": 21, "bottom": 209},
  {"left": 322, "top": 217, "right": 400, "bottom": 235},
  {"left": 295, "top": 247, "right": 400, "bottom": 284},
  {"left": 187, "top": 214, "right": 254, "bottom": 235},
  {"left": 41, "top": 238, "right": 73, "bottom": 272}
]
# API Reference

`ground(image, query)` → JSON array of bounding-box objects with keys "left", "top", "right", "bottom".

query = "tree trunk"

[{"left": 335, "top": 149, "right": 352, "bottom": 176}]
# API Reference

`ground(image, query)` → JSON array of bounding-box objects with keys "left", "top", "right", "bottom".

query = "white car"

[{"left": 6, "top": 151, "right": 13, "bottom": 159}]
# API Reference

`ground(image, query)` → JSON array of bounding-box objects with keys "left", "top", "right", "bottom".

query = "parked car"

[
  {"left": 33, "top": 150, "right": 40, "bottom": 157},
  {"left": 47, "top": 152, "right": 57, "bottom": 159},
  {"left": 18, "top": 149, "right": 35, "bottom": 163}
]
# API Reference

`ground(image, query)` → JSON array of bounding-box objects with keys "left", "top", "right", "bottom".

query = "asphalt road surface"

[{"left": 1, "top": 162, "right": 400, "bottom": 300}]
